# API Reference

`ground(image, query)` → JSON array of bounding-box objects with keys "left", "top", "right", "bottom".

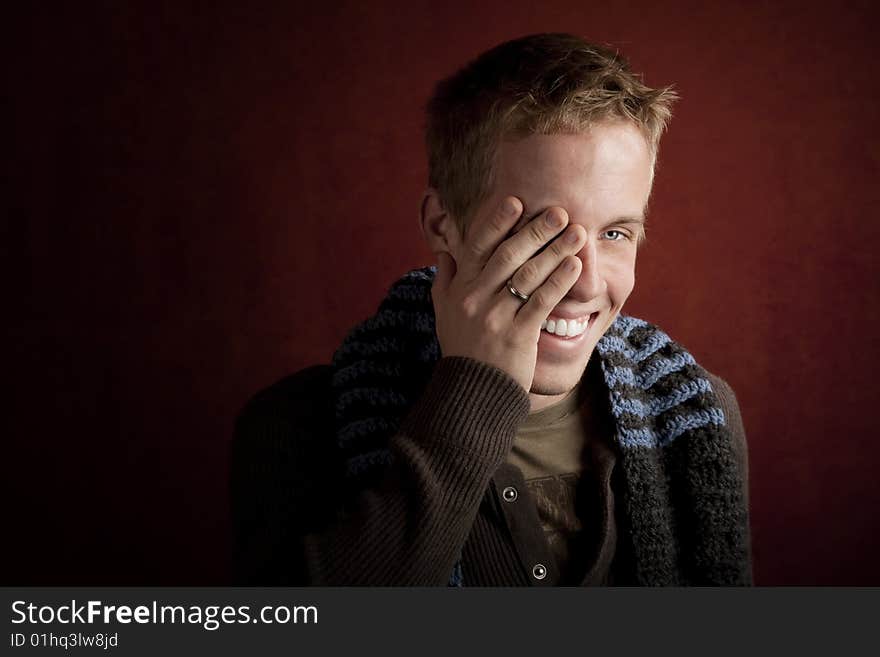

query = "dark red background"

[{"left": 6, "top": 1, "right": 879, "bottom": 585}]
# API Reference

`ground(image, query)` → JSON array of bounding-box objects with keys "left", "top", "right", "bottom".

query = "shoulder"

[
  {"left": 702, "top": 369, "right": 749, "bottom": 489},
  {"left": 230, "top": 365, "right": 339, "bottom": 584},
  {"left": 236, "top": 365, "right": 334, "bottom": 429},
  {"left": 615, "top": 315, "right": 745, "bottom": 443},
  {"left": 617, "top": 315, "right": 749, "bottom": 478},
  {"left": 232, "top": 364, "right": 337, "bottom": 466},
  {"left": 703, "top": 372, "right": 741, "bottom": 426}
]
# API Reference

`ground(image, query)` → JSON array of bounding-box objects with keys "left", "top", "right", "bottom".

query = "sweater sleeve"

[{"left": 230, "top": 356, "right": 530, "bottom": 586}]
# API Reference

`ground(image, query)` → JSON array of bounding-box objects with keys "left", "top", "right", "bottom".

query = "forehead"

[{"left": 492, "top": 123, "right": 654, "bottom": 219}]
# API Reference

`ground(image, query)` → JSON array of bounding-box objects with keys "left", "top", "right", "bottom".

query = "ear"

[{"left": 419, "top": 188, "right": 461, "bottom": 255}]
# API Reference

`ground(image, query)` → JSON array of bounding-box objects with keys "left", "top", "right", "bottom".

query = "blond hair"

[{"left": 425, "top": 33, "right": 678, "bottom": 236}]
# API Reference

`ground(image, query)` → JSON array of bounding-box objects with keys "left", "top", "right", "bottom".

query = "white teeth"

[{"left": 541, "top": 315, "right": 591, "bottom": 338}]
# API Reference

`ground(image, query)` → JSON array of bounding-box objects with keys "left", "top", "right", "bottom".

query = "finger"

[
  {"left": 514, "top": 256, "right": 582, "bottom": 330},
  {"left": 457, "top": 196, "right": 523, "bottom": 279},
  {"left": 481, "top": 206, "right": 571, "bottom": 289},
  {"left": 432, "top": 251, "right": 456, "bottom": 294},
  {"left": 507, "top": 223, "right": 586, "bottom": 296}
]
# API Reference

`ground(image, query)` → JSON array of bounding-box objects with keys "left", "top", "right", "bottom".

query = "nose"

[{"left": 570, "top": 237, "right": 606, "bottom": 300}]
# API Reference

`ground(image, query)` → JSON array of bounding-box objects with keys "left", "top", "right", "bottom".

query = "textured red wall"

[{"left": 6, "top": 1, "right": 879, "bottom": 585}]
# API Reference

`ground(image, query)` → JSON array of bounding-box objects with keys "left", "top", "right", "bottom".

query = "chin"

[
  {"left": 532, "top": 334, "right": 596, "bottom": 388},
  {"left": 529, "top": 362, "right": 588, "bottom": 397}
]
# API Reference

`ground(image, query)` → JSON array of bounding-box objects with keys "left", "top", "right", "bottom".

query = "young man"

[{"left": 231, "top": 33, "right": 752, "bottom": 586}]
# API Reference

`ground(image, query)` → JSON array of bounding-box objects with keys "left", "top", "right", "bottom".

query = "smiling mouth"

[{"left": 540, "top": 312, "right": 599, "bottom": 339}]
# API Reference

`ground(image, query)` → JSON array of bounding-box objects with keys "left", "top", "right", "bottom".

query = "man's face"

[{"left": 451, "top": 122, "right": 654, "bottom": 410}]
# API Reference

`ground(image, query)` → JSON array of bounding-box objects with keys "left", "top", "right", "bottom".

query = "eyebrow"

[{"left": 604, "top": 214, "right": 646, "bottom": 226}]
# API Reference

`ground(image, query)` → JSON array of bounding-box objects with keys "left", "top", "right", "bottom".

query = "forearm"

[{"left": 303, "top": 357, "right": 529, "bottom": 585}]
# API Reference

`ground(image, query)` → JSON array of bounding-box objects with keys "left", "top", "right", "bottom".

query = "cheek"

[{"left": 607, "top": 261, "right": 636, "bottom": 309}]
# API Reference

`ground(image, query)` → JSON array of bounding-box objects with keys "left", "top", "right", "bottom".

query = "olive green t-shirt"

[{"left": 507, "top": 359, "right": 618, "bottom": 585}]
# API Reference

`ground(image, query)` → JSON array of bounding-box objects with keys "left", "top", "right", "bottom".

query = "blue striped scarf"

[{"left": 331, "top": 267, "right": 751, "bottom": 585}]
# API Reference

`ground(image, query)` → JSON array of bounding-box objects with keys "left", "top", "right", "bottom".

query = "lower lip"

[{"left": 538, "top": 313, "right": 598, "bottom": 350}]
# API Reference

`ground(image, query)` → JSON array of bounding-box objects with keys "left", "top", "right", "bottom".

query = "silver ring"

[{"left": 506, "top": 279, "right": 530, "bottom": 303}]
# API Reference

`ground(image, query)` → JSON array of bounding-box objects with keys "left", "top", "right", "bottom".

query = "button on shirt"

[{"left": 505, "top": 359, "right": 618, "bottom": 585}]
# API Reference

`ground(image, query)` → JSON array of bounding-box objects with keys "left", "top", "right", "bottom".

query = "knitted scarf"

[{"left": 331, "top": 267, "right": 751, "bottom": 586}]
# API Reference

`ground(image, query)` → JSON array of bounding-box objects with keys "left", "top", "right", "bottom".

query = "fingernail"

[
  {"left": 565, "top": 228, "right": 580, "bottom": 243},
  {"left": 503, "top": 198, "right": 519, "bottom": 216},
  {"left": 546, "top": 211, "right": 564, "bottom": 228}
]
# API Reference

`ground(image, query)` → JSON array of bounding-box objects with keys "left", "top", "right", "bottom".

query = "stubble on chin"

[
  {"left": 529, "top": 364, "right": 588, "bottom": 397},
  {"left": 529, "top": 350, "right": 595, "bottom": 397},
  {"left": 528, "top": 379, "right": 574, "bottom": 397}
]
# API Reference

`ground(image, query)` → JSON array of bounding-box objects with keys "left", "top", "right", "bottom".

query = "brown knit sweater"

[{"left": 230, "top": 356, "right": 748, "bottom": 586}]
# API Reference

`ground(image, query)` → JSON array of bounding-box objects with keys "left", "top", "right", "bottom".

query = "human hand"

[{"left": 431, "top": 197, "right": 586, "bottom": 392}]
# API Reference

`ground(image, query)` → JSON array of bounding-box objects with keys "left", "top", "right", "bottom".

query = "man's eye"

[{"left": 602, "top": 230, "right": 627, "bottom": 241}]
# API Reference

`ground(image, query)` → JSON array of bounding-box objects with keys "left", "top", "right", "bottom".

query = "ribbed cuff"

[{"left": 399, "top": 356, "right": 530, "bottom": 466}]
